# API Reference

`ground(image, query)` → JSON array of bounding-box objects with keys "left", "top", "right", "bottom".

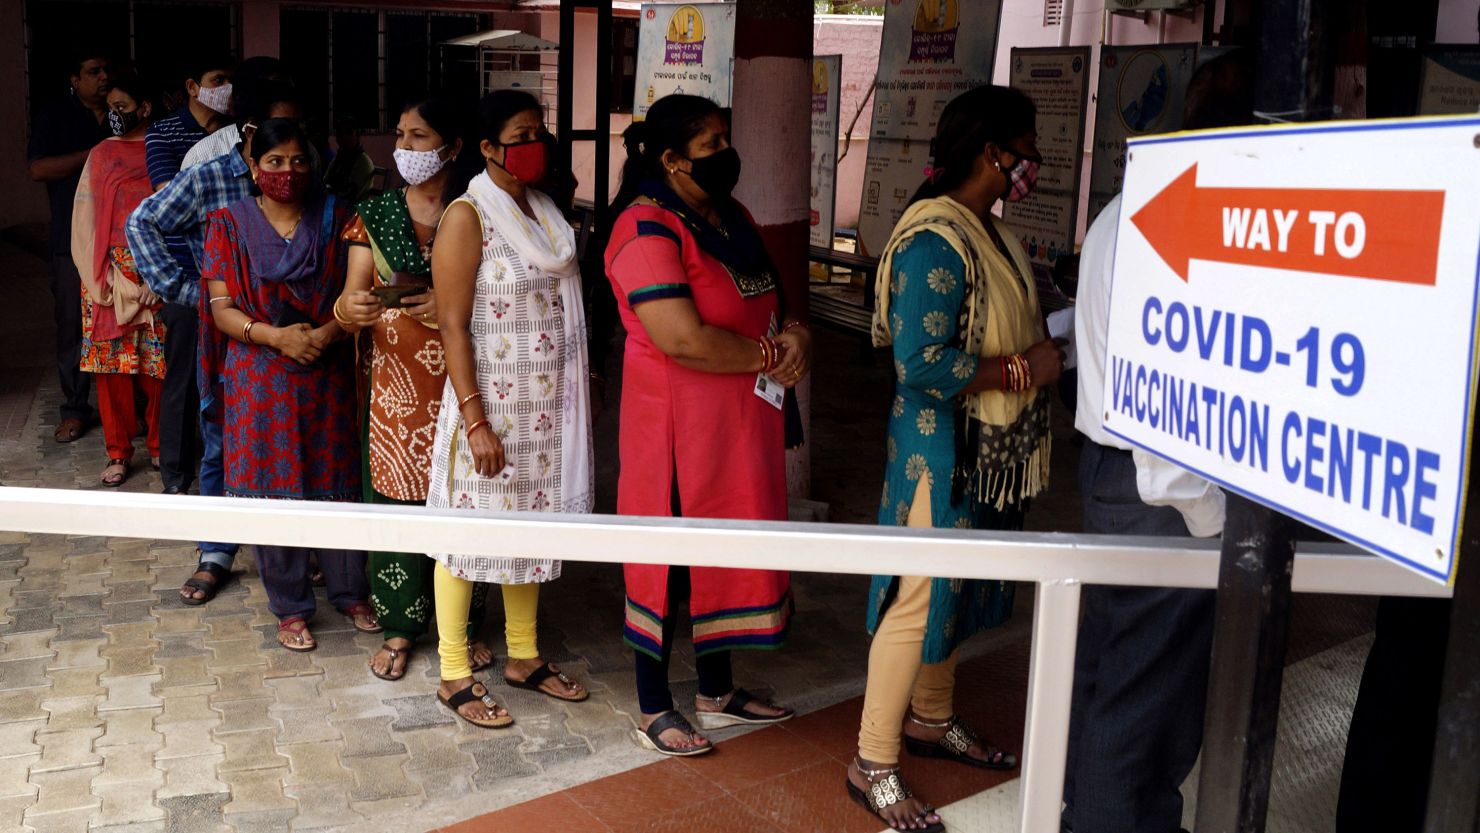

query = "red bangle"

[
  {"left": 781, "top": 320, "right": 808, "bottom": 335},
  {"left": 465, "top": 419, "right": 490, "bottom": 437}
]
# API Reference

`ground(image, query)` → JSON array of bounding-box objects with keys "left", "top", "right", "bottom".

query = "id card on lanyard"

[{"left": 753, "top": 313, "right": 784, "bottom": 410}]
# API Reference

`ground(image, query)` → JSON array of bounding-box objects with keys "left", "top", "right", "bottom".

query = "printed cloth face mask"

[
  {"left": 393, "top": 146, "right": 449, "bottom": 186},
  {"left": 1000, "top": 151, "right": 1042, "bottom": 203}
]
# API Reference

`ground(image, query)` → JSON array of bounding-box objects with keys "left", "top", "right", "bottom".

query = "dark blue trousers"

[{"left": 1062, "top": 442, "right": 1215, "bottom": 833}]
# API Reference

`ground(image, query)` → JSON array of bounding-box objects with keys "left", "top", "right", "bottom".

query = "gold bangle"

[
  {"left": 457, "top": 392, "right": 481, "bottom": 409},
  {"left": 332, "top": 298, "right": 354, "bottom": 327},
  {"left": 243, "top": 320, "right": 257, "bottom": 345},
  {"left": 465, "top": 418, "right": 491, "bottom": 437}
]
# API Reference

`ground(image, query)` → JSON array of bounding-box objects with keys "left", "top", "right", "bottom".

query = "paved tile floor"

[{"left": 0, "top": 232, "right": 1374, "bottom": 833}]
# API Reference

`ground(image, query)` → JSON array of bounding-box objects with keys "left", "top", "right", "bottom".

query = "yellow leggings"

[
  {"left": 433, "top": 564, "right": 540, "bottom": 680},
  {"left": 857, "top": 476, "right": 960, "bottom": 764}
]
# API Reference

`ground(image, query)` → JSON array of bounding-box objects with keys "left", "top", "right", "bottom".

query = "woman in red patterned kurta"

[
  {"left": 202, "top": 118, "right": 377, "bottom": 652},
  {"left": 604, "top": 95, "right": 814, "bottom": 757}
]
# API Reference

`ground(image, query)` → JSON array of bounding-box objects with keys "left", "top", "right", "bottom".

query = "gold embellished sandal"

[
  {"left": 845, "top": 759, "right": 944, "bottom": 833},
  {"left": 904, "top": 713, "right": 1018, "bottom": 770}
]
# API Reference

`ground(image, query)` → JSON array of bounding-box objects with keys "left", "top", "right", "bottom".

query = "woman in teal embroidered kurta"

[{"left": 866, "top": 232, "right": 1018, "bottom": 663}]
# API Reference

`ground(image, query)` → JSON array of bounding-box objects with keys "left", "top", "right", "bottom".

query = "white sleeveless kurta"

[{"left": 425, "top": 177, "right": 594, "bottom": 584}]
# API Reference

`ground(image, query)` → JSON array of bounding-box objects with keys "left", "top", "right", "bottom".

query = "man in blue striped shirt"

[
  {"left": 127, "top": 81, "right": 303, "bottom": 605},
  {"left": 145, "top": 54, "right": 233, "bottom": 505}
]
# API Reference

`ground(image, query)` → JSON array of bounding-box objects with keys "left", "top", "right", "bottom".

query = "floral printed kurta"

[{"left": 867, "top": 231, "right": 1018, "bottom": 663}]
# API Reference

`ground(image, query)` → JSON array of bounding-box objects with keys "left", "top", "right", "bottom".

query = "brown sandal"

[
  {"left": 343, "top": 602, "right": 382, "bottom": 634},
  {"left": 100, "top": 457, "right": 130, "bottom": 487},
  {"left": 277, "top": 617, "right": 316, "bottom": 652},
  {"left": 371, "top": 642, "right": 410, "bottom": 681}
]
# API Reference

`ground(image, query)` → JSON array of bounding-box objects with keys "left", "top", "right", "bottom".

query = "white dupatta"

[{"left": 463, "top": 172, "right": 595, "bottom": 513}]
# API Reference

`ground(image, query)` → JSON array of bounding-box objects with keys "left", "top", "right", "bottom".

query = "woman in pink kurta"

[{"left": 604, "top": 94, "right": 814, "bottom": 758}]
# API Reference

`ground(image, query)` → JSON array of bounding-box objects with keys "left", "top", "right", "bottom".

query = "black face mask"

[
  {"left": 107, "top": 108, "right": 140, "bottom": 137},
  {"left": 683, "top": 147, "right": 741, "bottom": 200}
]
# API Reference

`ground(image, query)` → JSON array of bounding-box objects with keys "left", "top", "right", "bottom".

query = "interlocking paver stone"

[
  {"left": 216, "top": 729, "right": 289, "bottom": 774},
  {"left": 24, "top": 763, "right": 102, "bottom": 816},
  {"left": 53, "top": 613, "right": 105, "bottom": 642},
  {"left": 343, "top": 753, "right": 420, "bottom": 804},
  {"left": 459, "top": 736, "right": 539, "bottom": 788},
  {"left": 0, "top": 655, "right": 51, "bottom": 689},
  {"left": 46, "top": 666, "right": 104, "bottom": 699},
  {"left": 157, "top": 792, "right": 231, "bottom": 833},
  {"left": 46, "top": 638, "right": 105, "bottom": 671},
  {"left": 154, "top": 657, "right": 217, "bottom": 692},
  {"left": 0, "top": 630, "right": 56, "bottom": 662},
  {"left": 384, "top": 694, "right": 454, "bottom": 732},
  {"left": 332, "top": 716, "right": 406, "bottom": 759},
  {"left": 155, "top": 719, "right": 224, "bottom": 762},
  {"left": 210, "top": 698, "right": 278, "bottom": 735},
  {"left": 101, "top": 644, "right": 159, "bottom": 678},
  {"left": 93, "top": 778, "right": 166, "bottom": 825},
  {"left": 156, "top": 753, "right": 228, "bottom": 800},
  {"left": 0, "top": 754, "right": 38, "bottom": 798},
  {"left": 36, "top": 695, "right": 102, "bottom": 731},
  {"left": 99, "top": 672, "right": 163, "bottom": 712},
  {"left": 0, "top": 718, "right": 42, "bottom": 759},
  {"left": 209, "top": 667, "right": 271, "bottom": 702},
  {"left": 281, "top": 784, "right": 366, "bottom": 831},
  {"left": 0, "top": 689, "right": 45, "bottom": 724},
  {"left": 154, "top": 634, "right": 211, "bottom": 660},
  {"left": 221, "top": 767, "right": 295, "bottom": 818},
  {"left": 31, "top": 726, "right": 103, "bottom": 773},
  {"left": 281, "top": 742, "right": 352, "bottom": 787}
]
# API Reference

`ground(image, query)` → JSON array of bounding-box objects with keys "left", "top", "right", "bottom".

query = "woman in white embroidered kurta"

[{"left": 426, "top": 90, "right": 593, "bottom": 728}]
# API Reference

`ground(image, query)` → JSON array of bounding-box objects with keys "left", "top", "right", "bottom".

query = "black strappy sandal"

[
  {"left": 180, "top": 561, "right": 231, "bottom": 607},
  {"left": 846, "top": 760, "right": 945, "bottom": 833},
  {"left": 635, "top": 711, "right": 713, "bottom": 757},
  {"left": 903, "top": 714, "right": 1018, "bottom": 770},
  {"left": 694, "top": 688, "right": 795, "bottom": 729},
  {"left": 503, "top": 661, "right": 589, "bottom": 702}
]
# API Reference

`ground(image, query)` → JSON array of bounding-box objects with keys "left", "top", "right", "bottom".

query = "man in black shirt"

[{"left": 27, "top": 49, "right": 112, "bottom": 443}]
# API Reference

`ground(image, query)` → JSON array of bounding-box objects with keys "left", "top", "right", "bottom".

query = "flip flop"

[
  {"left": 277, "top": 617, "right": 316, "bottom": 653},
  {"left": 180, "top": 561, "right": 231, "bottom": 606},
  {"left": 343, "top": 602, "right": 382, "bottom": 634}
]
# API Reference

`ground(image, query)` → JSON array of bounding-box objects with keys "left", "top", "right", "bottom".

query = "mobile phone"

[{"left": 371, "top": 284, "right": 428, "bottom": 309}]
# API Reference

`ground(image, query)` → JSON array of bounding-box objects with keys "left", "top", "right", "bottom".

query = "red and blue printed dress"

[{"left": 200, "top": 198, "right": 360, "bottom": 501}]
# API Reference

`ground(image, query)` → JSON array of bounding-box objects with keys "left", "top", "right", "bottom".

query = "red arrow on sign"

[{"left": 1130, "top": 164, "right": 1446, "bottom": 286}]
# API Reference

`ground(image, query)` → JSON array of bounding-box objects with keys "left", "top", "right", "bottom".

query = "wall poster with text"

[
  {"left": 811, "top": 55, "right": 843, "bottom": 250},
  {"left": 1000, "top": 46, "right": 1091, "bottom": 308},
  {"left": 857, "top": 0, "right": 1005, "bottom": 256},
  {"left": 633, "top": 3, "right": 737, "bottom": 121}
]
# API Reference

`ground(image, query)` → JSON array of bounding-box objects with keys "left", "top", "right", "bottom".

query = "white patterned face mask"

[
  {"left": 196, "top": 82, "right": 232, "bottom": 115},
  {"left": 394, "top": 146, "right": 449, "bottom": 186}
]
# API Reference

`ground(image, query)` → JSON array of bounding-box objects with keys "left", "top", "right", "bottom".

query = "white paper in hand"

[{"left": 1047, "top": 307, "right": 1076, "bottom": 370}]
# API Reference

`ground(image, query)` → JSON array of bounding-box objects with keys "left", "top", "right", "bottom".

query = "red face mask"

[
  {"left": 495, "top": 138, "right": 548, "bottom": 185},
  {"left": 256, "top": 168, "right": 311, "bottom": 203}
]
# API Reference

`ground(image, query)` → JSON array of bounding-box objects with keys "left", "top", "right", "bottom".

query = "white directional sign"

[{"left": 1103, "top": 116, "right": 1480, "bottom": 585}]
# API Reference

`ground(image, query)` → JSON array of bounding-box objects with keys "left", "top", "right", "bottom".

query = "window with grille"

[
  {"left": 1044, "top": 0, "right": 1064, "bottom": 26},
  {"left": 24, "top": 0, "right": 239, "bottom": 123},
  {"left": 280, "top": 6, "right": 484, "bottom": 134}
]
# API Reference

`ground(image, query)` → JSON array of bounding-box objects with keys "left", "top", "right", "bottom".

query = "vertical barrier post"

[
  {"left": 1424, "top": 413, "right": 1480, "bottom": 831},
  {"left": 1018, "top": 579, "right": 1082, "bottom": 833},
  {"left": 1193, "top": 498, "right": 1297, "bottom": 832},
  {"left": 1193, "top": 2, "right": 1335, "bottom": 830}
]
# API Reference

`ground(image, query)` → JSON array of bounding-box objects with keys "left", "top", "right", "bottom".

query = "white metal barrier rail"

[{"left": 0, "top": 487, "right": 1452, "bottom": 832}]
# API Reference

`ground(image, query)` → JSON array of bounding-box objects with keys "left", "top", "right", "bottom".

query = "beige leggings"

[{"left": 857, "top": 476, "right": 960, "bottom": 764}]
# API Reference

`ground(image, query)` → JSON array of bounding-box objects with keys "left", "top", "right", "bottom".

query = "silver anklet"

[{"left": 907, "top": 713, "right": 954, "bottom": 729}]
